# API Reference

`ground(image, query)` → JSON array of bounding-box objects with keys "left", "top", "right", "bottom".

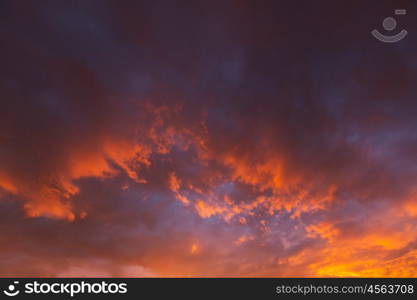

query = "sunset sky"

[{"left": 1, "top": 0, "right": 417, "bottom": 277}]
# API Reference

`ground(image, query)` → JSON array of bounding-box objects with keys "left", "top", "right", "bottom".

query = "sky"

[{"left": 1, "top": 0, "right": 417, "bottom": 277}]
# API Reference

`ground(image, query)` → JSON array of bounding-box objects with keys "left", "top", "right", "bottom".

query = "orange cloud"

[{"left": 0, "top": 173, "right": 18, "bottom": 194}]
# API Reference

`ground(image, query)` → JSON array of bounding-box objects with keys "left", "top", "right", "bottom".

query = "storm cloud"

[{"left": 1, "top": 0, "right": 417, "bottom": 276}]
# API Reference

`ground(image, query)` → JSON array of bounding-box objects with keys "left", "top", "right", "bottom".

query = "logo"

[
  {"left": 3, "top": 281, "right": 127, "bottom": 297},
  {"left": 371, "top": 9, "right": 408, "bottom": 43},
  {"left": 3, "top": 281, "right": 20, "bottom": 297}
]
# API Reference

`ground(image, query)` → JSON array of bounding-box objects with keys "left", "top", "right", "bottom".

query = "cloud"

[{"left": 1, "top": 0, "right": 417, "bottom": 277}]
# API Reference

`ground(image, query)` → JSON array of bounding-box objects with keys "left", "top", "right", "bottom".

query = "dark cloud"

[{"left": 0, "top": 0, "right": 417, "bottom": 276}]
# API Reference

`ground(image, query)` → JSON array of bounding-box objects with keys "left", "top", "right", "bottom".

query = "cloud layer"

[{"left": 1, "top": 0, "right": 417, "bottom": 277}]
